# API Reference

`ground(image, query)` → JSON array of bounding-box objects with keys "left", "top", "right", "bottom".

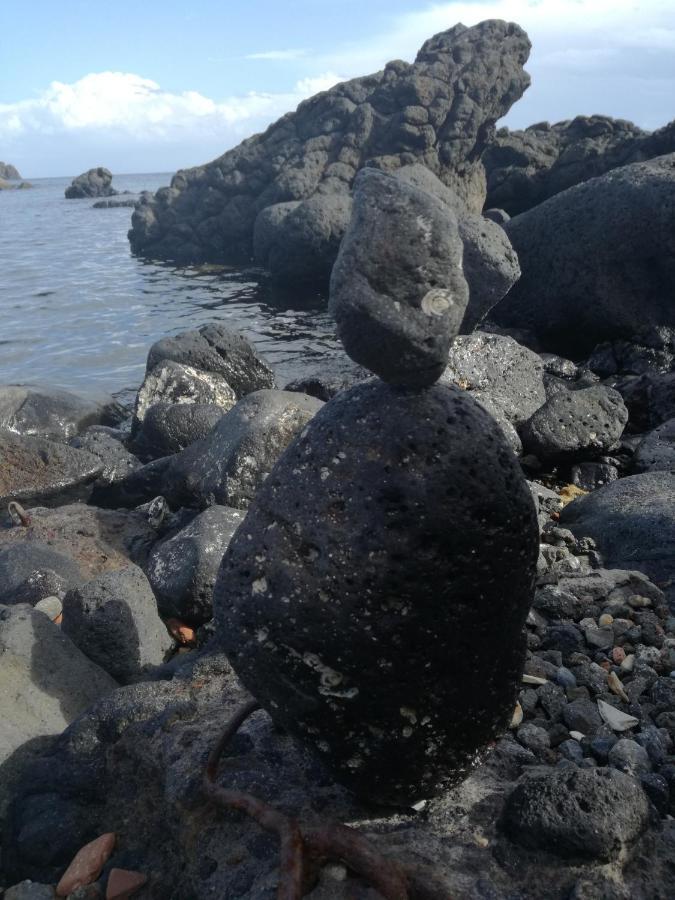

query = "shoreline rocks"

[{"left": 65, "top": 168, "right": 116, "bottom": 199}]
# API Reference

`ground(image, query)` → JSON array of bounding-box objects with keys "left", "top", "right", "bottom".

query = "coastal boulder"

[
  {"left": 132, "top": 360, "right": 236, "bottom": 430},
  {"left": 145, "top": 505, "right": 245, "bottom": 624},
  {"left": 0, "top": 385, "right": 102, "bottom": 441},
  {"left": 146, "top": 324, "right": 276, "bottom": 399},
  {"left": 132, "top": 401, "right": 224, "bottom": 459},
  {"left": 633, "top": 418, "right": 675, "bottom": 472},
  {"left": 62, "top": 565, "right": 173, "bottom": 683},
  {"left": 521, "top": 385, "right": 628, "bottom": 461},
  {"left": 0, "top": 542, "right": 82, "bottom": 605},
  {"left": 0, "top": 161, "right": 21, "bottom": 180},
  {"left": 214, "top": 380, "right": 539, "bottom": 805},
  {"left": 70, "top": 427, "right": 141, "bottom": 486},
  {"left": 329, "top": 168, "right": 469, "bottom": 387},
  {"left": 0, "top": 432, "right": 103, "bottom": 509},
  {"left": 561, "top": 472, "right": 675, "bottom": 603},
  {"left": 65, "top": 167, "right": 115, "bottom": 199},
  {"left": 493, "top": 154, "right": 675, "bottom": 356},
  {"left": 162, "top": 389, "right": 323, "bottom": 509},
  {"left": 128, "top": 20, "right": 531, "bottom": 285}
]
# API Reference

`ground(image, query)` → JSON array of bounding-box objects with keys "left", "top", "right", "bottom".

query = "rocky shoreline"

[{"left": 2, "top": 16, "right": 675, "bottom": 900}]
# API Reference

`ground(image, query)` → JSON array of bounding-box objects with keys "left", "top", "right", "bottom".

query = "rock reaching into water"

[
  {"left": 493, "top": 154, "right": 675, "bottom": 356},
  {"left": 128, "top": 20, "right": 531, "bottom": 286},
  {"left": 0, "top": 161, "right": 21, "bottom": 180},
  {"left": 632, "top": 418, "right": 675, "bottom": 473},
  {"left": 214, "top": 380, "right": 539, "bottom": 804},
  {"left": 0, "top": 385, "right": 103, "bottom": 441},
  {"left": 329, "top": 168, "right": 470, "bottom": 387},
  {"left": 65, "top": 168, "right": 116, "bottom": 199}
]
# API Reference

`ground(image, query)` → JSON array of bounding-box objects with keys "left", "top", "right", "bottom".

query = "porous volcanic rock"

[
  {"left": 493, "top": 154, "right": 675, "bottom": 356},
  {"left": 128, "top": 20, "right": 531, "bottom": 285},
  {"left": 0, "top": 432, "right": 103, "bottom": 509},
  {"left": 145, "top": 505, "right": 245, "bottom": 624},
  {"left": 329, "top": 168, "right": 469, "bottom": 387},
  {"left": 483, "top": 115, "right": 675, "bottom": 216},
  {"left": 70, "top": 427, "right": 141, "bottom": 486},
  {"left": 0, "top": 542, "right": 81, "bottom": 605},
  {"left": 214, "top": 380, "right": 539, "bottom": 805},
  {"left": 65, "top": 168, "right": 115, "bottom": 199},
  {"left": 521, "top": 385, "right": 628, "bottom": 461},
  {"left": 561, "top": 472, "right": 675, "bottom": 603},
  {"left": 62, "top": 565, "right": 172, "bottom": 683},
  {"left": 0, "top": 385, "right": 102, "bottom": 441},
  {"left": 633, "top": 418, "right": 675, "bottom": 473}
]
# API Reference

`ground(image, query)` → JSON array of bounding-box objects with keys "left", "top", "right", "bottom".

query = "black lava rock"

[{"left": 214, "top": 380, "right": 538, "bottom": 805}]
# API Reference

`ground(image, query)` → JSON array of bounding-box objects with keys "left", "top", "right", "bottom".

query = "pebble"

[
  {"left": 522, "top": 674, "right": 548, "bottom": 686},
  {"left": 607, "top": 670, "right": 630, "bottom": 703},
  {"left": 165, "top": 618, "right": 197, "bottom": 646},
  {"left": 34, "top": 596, "right": 63, "bottom": 622},
  {"left": 569, "top": 731, "right": 585, "bottom": 741},
  {"left": 56, "top": 833, "right": 116, "bottom": 897},
  {"left": 629, "top": 595, "right": 652, "bottom": 608},
  {"left": 517, "top": 723, "right": 551, "bottom": 753},
  {"left": 608, "top": 738, "right": 652, "bottom": 776},
  {"left": 510, "top": 702, "right": 523, "bottom": 728},
  {"left": 620, "top": 654, "right": 636, "bottom": 672},
  {"left": 598, "top": 613, "right": 614, "bottom": 627},
  {"left": 597, "top": 699, "right": 639, "bottom": 732},
  {"left": 612, "top": 647, "right": 626, "bottom": 665},
  {"left": 105, "top": 869, "right": 148, "bottom": 900},
  {"left": 554, "top": 666, "right": 577, "bottom": 689}
]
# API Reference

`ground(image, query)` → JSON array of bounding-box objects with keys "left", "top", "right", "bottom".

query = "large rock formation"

[
  {"left": 128, "top": 20, "right": 530, "bottom": 286},
  {"left": 493, "top": 154, "right": 675, "bottom": 356},
  {"left": 0, "top": 162, "right": 21, "bottom": 180},
  {"left": 65, "top": 168, "right": 116, "bottom": 199},
  {"left": 483, "top": 115, "right": 675, "bottom": 215}
]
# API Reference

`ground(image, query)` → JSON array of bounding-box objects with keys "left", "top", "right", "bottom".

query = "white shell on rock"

[
  {"left": 421, "top": 288, "right": 453, "bottom": 317},
  {"left": 597, "top": 699, "right": 638, "bottom": 732}
]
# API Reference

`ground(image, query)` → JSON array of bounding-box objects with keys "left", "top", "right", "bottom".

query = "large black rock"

[
  {"left": 214, "top": 380, "right": 539, "bottom": 805},
  {"left": 64, "top": 167, "right": 116, "bottom": 199}
]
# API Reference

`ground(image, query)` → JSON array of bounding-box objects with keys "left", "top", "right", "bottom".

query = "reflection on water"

[{"left": 0, "top": 173, "right": 342, "bottom": 400}]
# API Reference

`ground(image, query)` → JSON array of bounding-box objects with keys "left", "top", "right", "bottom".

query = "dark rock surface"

[
  {"left": 214, "top": 380, "right": 539, "bottom": 805},
  {"left": 133, "top": 360, "right": 237, "bottom": 430},
  {"left": 92, "top": 198, "right": 138, "bottom": 208},
  {"left": 160, "top": 389, "right": 323, "bottom": 509},
  {"left": 493, "top": 154, "right": 675, "bottom": 356},
  {"left": 64, "top": 168, "right": 116, "bottom": 199},
  {"left": 521, "top": 386, "right": 628, "bottom": 461},
  {"left": 145, "top": 505, "right": 245, "bottom": 624},
  {"left": 633, "top": 418, "right": 675, "bottom": 473},
  {"left": 0, "top": 543, "right": 81, "bottom": 605},
  {"left": 0, "top": 161, "right": 21, "bottom": 180},
  {"left": 146, "top": 323, "right": 276, "bottom": 399},
  {"left": 70, "top": 427, "right": 141, "bottom": 486},
  {"left": 128, "top": 20, "right": 531, "bottom": 285},
  {"left": 615, "top": 372, "right": 675, "bottom": 433},
  {"left": 0, "top": 432, "right": 103, "bottom": 509},
  {"left": 483, "top": 115, "right": 675, "bottom": 215},
  {"left": 501, "top": 767, "right": 651, "bottom": 860},
  {"left": 132, "top": 401, "right": 224, "bottom": 459},
  {"left": 329, "top": 168, "right": 469, "bottom": 387},
  {"left": 0, "top": 386, "right": 102, "bottom": 441},
  {"left": 62, "top": 566, "right": 172, "bottom": 683},
  {"left": 588, "top": 326, "right": 675, "bottom": 377},
  {"left": 561, "top": 473, "right": 675, "bottom": 603}
]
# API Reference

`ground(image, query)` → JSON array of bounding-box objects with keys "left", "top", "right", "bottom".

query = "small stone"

[
  {"left": 598, "top": 614, "right": 614, "bottom": 627},
  {"left": 569, "top": 731, "right": 585, "bottom": 741},
  {"left": 559, "top": 739, "right": 584, "bottom": 763},
  {"left": 4, "top": 882, "right": 55, "bottom": 900},
  {"left": 522, "top": 674, "right": 547, "bottom": 686},
  {"left": 105, "top": 869, "right": 148, "bottom": 900},
  {"left": 597, "top": 699, "right": 639, "bottom": 732},
  {"left": 510, "top": 702, "right": 523, "bottom": 728},
  {"left": 34, "top": 596, "right": 63, "bottom": 621},
  {"left": 612, "top": 647, "right": 627, "bottom": 665},
  {"left": 56, "top": 833, "right": 116, "bottom": 897},
  {"left": 517, "top": 723, "right": 551, "bottom": 753},
  {"left": 629, "top": 595, "right": 652, "bottom": 608},
  {"left": 165, "top": 618, "right": 196, "bottom": 646},
  {"left": 621, "top": 654, "right": 636, "bottom": 672},
  {"left": 607, "top": 670, "right": 630, "bottom": 703},
  {"left": 608, "top": 738, "right": 652, "bottom": 776},
  {"left": 555, "top": 667, "right": 577, "bottom": 689}
]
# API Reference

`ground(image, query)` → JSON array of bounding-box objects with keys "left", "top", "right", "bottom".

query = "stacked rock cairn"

[{"left": 213, "top": 168, "right": 540, "bottom": 805}]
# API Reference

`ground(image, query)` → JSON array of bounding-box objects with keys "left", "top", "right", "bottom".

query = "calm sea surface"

[{"left": 0, "top": 173, "right": 341, "bottom": 402}]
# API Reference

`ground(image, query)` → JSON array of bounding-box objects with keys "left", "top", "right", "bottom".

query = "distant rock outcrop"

[
  {"left": 0, "top": 161, "right": 21, "bottom": 180},
  {"left": 483, "top": 115, "right": 675, "bottom": 215},
  {"left": 65, "top": 167, "right": 116, "bottom": 199},
  {"left": 129, "top": 19, "right": 531, "bottom": 287}
]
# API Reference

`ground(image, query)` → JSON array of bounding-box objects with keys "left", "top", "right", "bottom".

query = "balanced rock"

[
  {"left": 0, "top": 386, "right": 102, "bottom": 441},
  {"left": 0, "top": 432, "right": 103, "bottom": 509},
  {"left": 521, "top": 385, "right": 628, "bottom": 461},
  {"left": 494, "top": 154, "right": 675, "bottom": 355},
  {"left": 146, "top": 323, "right": 276, "bottom": 399},
  {"left": 133, "top": 360, "right": 236, "bottom": 430},
  {"left": 145, "top": 505, "right": 245, "bottom": 624},
  {"left": 329, "top": 168, "right": 469, "bottom": 387},
  {"left": 65, "top": 168, "right": 115, "bottom": 199},
  {"left": 128, "top": 20, "right": 531, "bottom": 285},
  {"left": 62, "top": 565, "right": 173, "bottom": 683},
  {"left": 214, "top": 380, "right": 539, "bottom": 805}
]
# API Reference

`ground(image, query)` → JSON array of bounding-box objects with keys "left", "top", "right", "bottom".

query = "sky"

[{"left": 1, "top": 0, "right": 674, "bottom": 178}]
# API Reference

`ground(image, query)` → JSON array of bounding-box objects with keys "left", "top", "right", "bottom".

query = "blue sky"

[{"left": 2, "top": 0, "right": 674, "bottom": 177}]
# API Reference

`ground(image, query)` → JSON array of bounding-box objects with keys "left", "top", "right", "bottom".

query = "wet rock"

[
  {"left": 633, "top": 418, "right": 675, "bottom": 473},
  {"left": 70, "top": 428, "right": 141, "bottom": 486},
  {"left": 133, "top": 361, "right": 236, "bottom": 430},
  {"left": 65, "top": 168, "right": 115, "bottom": 199},
  {"left": 0, "top": 432, "right": 103, "bottom": 509},
  {"left": 500, "top": 766, "right": 651, "bottom": 859},
  {"left": 521, "top": 386, "right": 628, "bottom": 462},
  {"left": 0, "top": 542, "right": 81, "bottom": 605},
  {"left": 214, "top": 380, "right": 538, "bottom": 804},
  {"left": 0, "top": 386, "right": 102, "bottom": 441},
  {"left": 329, "top": 168, "right": 469, "bottom": 387},
  {"left": 493, "top": 154, "right": 675, "bottom": 356},
  {"left": 132, "top": 401, "right": 223, "bottom": 459},
  {"left": 145, "top": 323, "right": 276, "bottom": 399},
  {"left": 0, "top": 604, "right": 117, "bottom": 768},
  {"left": 145, "top": 505, "right": 245, "bottom": 624},
  {"left": 161, "top": 389, "right": 323, "bottom": 509},
  {"left": 129, "top": 21, "right": 531, "bottom": 284},
  {"left": 56, "top": 833, "right": 116, "bottom": 896},
  {"left": 561, "top": 473, "right": 675, "bottom": 605},
  {"left": 62, "top": 565, "right": 173, "bottom": 683}
]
